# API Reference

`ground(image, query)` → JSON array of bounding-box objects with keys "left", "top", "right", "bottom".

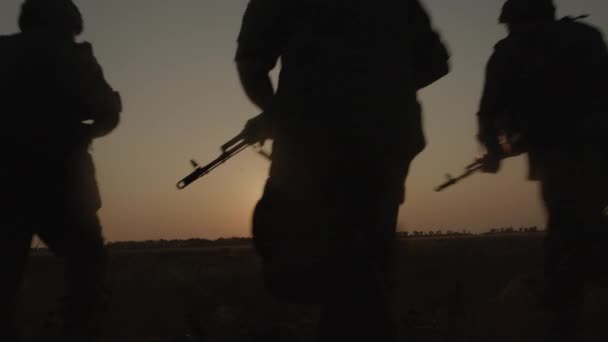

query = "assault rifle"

[
  {"left": 176, "top": 121, "right": 272, "bottom": 190},
  {"left": 176, "top": 133, "right": 250, "bottom": 190},
  {"left": 434, "top": 154, "right": 492, "bottom": 192},
  {"left": 435, "top": 125, "right": 529, "bottom": 192}
]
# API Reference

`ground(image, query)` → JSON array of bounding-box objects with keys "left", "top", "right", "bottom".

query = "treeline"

[
  {"left": 397, "top": 226, "right": 541, "bottom": 238},
  {"left": 105, "top": 237, "right": 252, "bottom": 250},
  {"left": 397, "top": 230, "right": 474, "bottom": 238},
  {"left": 485, "top": 226, "right": 541, "bottom": 234},
  {"left": 31, "top": 228, "right": 545, "bottom": 252}
]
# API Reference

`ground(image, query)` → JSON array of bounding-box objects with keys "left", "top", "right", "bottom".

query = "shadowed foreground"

[{"left": 18, "top": 234, "right": 608, "bottom": 342}]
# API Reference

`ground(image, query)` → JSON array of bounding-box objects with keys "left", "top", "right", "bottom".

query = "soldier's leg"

[
  {"left": 587, "top": 209, "right": 608, "bottom": 287},
  {"left": 541, "top": 178, "right": 586, "bottom": 340},
  {"left": 0, "top": 221, "right": 33, "bottom": 342},
  {"left": 38, "top": 212, "right": 108, "bottom": 340},
  {"left": 544, "top": 226, "right": 584, "bottom": 339},
  {"left": 319, "top": 202, "right": 401, "bottom": 342},
  {"left": 318, "top": 168, "right": 406, "bottom": 342},
  {"left": 582, "top": 172, "right": 608, "bottom": 286}
]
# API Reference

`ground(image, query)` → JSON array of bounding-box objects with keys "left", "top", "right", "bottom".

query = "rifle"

[
  {"left": 434, "top": 155, "right": 490, "bottom": 192},
  {"left": 176, "top": 129, "right": 272, "bottom": 190},
  {"left": 176, "top": 133, "right": 250, "bottom": 190},
  {"left": 435, "top": 124, "right": 530, "bottom": 192}
]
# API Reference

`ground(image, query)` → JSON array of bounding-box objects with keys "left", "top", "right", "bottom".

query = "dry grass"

[{"left": 18, "top": 235, "right": 608, "bottom": 341}]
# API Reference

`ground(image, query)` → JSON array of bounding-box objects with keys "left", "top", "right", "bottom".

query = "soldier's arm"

[
  {"left": 74, "top": 42, "right": 121, "bottom": 139},
  {"left": 237, "top": 62, "right": 275, "bottom": 112},
  {"left": 235, "top": 0, "right": 287, "bottom": 113},
  {"left": 409, "top": 0, "right": 450, "bottom": 90},
  {"left": 477, "top": 50, "right": 506, "bottom": 155}
]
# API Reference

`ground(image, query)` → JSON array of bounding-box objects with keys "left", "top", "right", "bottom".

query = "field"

[{"left": 18, "top": 234, "right": 608, "bottom": 341}]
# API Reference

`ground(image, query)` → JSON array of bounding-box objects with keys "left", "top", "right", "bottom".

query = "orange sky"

[{"left": 1, "top": 0, "right": 606, "bottom": 241}]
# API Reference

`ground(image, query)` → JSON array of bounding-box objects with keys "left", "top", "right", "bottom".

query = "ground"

[{"left": 17, "top": 234, "right": 608, "bottom": 341}]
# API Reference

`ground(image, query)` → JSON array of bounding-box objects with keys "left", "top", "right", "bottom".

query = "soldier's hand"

[
  {"left": 480, "top": 154, "right": 502, "bottom": 173},
  {"left": 242, "top": 113, "right": 272, "bottom": 145}
]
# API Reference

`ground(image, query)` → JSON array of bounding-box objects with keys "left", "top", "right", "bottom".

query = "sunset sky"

[{"left": 1, "top": 0, "right": 606, "bottom": 241}]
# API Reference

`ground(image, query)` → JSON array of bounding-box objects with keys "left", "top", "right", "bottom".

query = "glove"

[
  {"left": 242, "top": 113, "right": 273, "bottom": 145},
  {"left": 480, "top": 153, "right": 502, "bottom": 174}
]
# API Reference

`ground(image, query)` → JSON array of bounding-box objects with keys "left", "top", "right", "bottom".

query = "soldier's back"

[
  {"left": 552, "top": 18, "right": 608, "bottom": 107},
  {"left": 2, "top": 33, "right": 86, "bottom": 148},
  {"left": 258, "top": 0, "right": 446, "bottom": 152},
  {"left": 492, "top": 17, "right": 608, "bottom": 149},
  {"left": 0, "top": 34, "right": 30, "bottom": 112},
  {"left": 0, "top": 32, "right": 90, "bottom": 202},
  {"left": 278, "top": 0, "right": 423, "bottom": 98},
  {"left": 0, "top": 34, "right": 40, "bottom": 162},
  {"left": 495, "top": 17, "right": 607, "bottom": 108},
  {"left": 490, "top": 17, "right": 608, "bottom": 180}
]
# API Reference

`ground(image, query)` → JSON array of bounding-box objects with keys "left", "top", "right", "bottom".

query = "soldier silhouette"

[
  {"left": 476, "top": 0, "right": 608, "bottom": 340},
  {"left": 0, "top": 1, "right": 121, "bottom": 341},
  {"left": 236, "top": 0, "right": 449, "bottom": 341}
]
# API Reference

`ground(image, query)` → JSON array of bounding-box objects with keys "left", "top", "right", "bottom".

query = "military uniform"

[
  {"left": 0, "top": 9, "right": 120, "bottom": 340},
  {"left": 478, "top": 8, "right": 608, "bottom": 338},
  {"left": 236, "top": 0, "right": 448, "bottom": 340}
]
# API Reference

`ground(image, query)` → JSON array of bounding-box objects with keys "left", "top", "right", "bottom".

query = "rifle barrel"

[
  {"left": 434, "top": 163, "right": 483, "bottom": 192},
  {"left": 176, "top": 140, "right": 249, "bottom": 190}
]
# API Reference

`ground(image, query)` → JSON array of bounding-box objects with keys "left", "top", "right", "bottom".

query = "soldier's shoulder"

[
  {"left": 492, "top": 37, "right": 514, "bottom": 54},
  {"left": 486, "top": 36, "right": 521, "bottom": 71},
  {"left": 0, "top": 33, "right": 24, "bottom": 48},
  {"left": 246, "top": 0, "right": 285, "bottom": 11},
  {"left": 246, "top": 0, "right": 295, "bottom": 18},
  {"left": 493, "top": 38, "right": 508, "bottom": 50},
  {"left": 75, "top": 41, "right": 94, "bottom": 56},
  {"left": 556, "top": 16, "right": 604, "bottom": 40}
]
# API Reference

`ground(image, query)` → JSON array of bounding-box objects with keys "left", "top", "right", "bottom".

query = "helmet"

[
  {"left": 499, "top": 0, "right": 556, "bottom": 24},
  {"left": 19, "top": 0, "right": 84, "bottom": 36}
]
